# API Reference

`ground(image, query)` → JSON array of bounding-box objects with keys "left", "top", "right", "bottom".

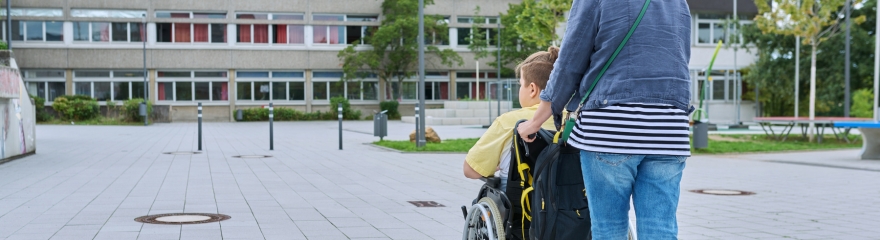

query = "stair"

[{"left": 401, "top": 101, "right": 515, "bottom": 125}]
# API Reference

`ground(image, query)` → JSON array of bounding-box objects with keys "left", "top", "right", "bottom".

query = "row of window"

[{"left": 23, "top": 70, "right": 506, "bottom": 103}]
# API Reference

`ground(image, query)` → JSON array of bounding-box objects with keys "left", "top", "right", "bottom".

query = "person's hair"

[{"left": 515, "top": 46, "right": 560, "bottom": 90}]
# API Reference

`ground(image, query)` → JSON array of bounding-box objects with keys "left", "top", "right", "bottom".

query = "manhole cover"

[
  {"left": 135, "top": 213, "right": 230, "bottom": 225},
  {"left": 408, "top": 201, "right": 445, "bottom": 207},
  {"left": 690, "top": 189, "right": 755, "bottom": 196},
  {"left": 232, "top": 155, "right": 272, "bottom": 159},
  {"left": 163, "top": 151, "right": 201, "bottom": 155}
]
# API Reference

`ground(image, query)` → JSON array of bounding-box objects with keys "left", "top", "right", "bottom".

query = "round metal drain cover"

[
  {"left": 232, "top": 155, "right": 272, "bottom": 159},
  {"left": 135, "top": 213, "right": 230, "bottom": 225},
  {"left": 163, "top": 151, "right": 201, "bottom": 155},
  {"left": 690, "top": 189, "right": 755, "bottom": 196}
]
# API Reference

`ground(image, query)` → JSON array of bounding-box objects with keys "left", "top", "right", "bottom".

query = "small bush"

[
  {"left": 236, "top": 106, "right": 364, "bottom": 121},
  {"left": 0, "top": 41, "right": 7, "bottom": 50},
  {"left": 52, "top": 95, "right": 99, "bottom": 120},
  {"left": 380, "top": 100, "right": 401, "bottom": 120},
  {"left": 31, "top": 95, "right": 52, "bottom": 122},
  {"left": 851, "top": 89, "right": 873, "bottom": 118},
  {"left": 123, "top": 99, "right": 152, "bottom": 122},
  {"left": 330, "top": 97, "right": 363, "bottom": 120}
]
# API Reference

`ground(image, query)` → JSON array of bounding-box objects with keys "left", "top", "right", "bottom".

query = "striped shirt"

[{"left": 567, "top": 103, "right": 691, "bottom": 156}]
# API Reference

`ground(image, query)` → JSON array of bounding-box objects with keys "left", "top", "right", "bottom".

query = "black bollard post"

[
  {"left": 198, "top": 102, "right": 202, "bottom": 151},
  {"left": 269, "top": 103, "right": 274, "bottom": 151},
  {"left": 414, "top": 106, "right": 420, "bottom": 144},
  {"left": 338, "top": 103, "right": 343, "bottom": 150}
]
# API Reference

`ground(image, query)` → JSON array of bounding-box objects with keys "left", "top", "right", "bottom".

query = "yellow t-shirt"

[{"left": 465, "top": 104, "right": 556, "bottom": 177}]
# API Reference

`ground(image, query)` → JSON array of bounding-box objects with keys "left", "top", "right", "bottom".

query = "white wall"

[{"left": 0, "top": 59, "right": 37, "bottom": 161}]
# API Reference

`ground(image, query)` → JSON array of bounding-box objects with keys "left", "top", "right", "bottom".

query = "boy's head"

[{"left": 516, "top": 46, "right": 559, "bottom": 107}]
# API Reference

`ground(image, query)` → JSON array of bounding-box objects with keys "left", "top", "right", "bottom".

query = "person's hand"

[{"left": 517, "top": 120, "right": 541, "bottom": 143}]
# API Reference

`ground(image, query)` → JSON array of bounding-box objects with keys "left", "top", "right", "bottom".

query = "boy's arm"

[{"left": 463, "top": 118, "right": 510, "bottom": 178}]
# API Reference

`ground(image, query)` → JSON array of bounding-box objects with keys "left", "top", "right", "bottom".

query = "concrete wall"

[{"left": 0, "top": 57, "right": 37, "bottom": 161}]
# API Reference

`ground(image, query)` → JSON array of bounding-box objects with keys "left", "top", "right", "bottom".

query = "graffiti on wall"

[{"left": 0, "top": 69, "right": 21, "bottom": 99}]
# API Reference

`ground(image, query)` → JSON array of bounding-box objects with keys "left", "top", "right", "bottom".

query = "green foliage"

[
  {"left": 338, "top": 0, "right": 463, "bottom": 100},
  {"left": 122, "top": 99, "right": 152, "bottom": 122},
  {"left": 513, "top": 0, "right": 571, "bottom": 48},
  {"left": 330, "top": 96, "right": 363, "bottom": 120},
  {"left": 468, "top": 7, "right": 493, "bottom": 62},
  {"left": 851, "top": 88, "right": 873, "bottom": 118},
  {"left": 379, "top": 100, "right": 401, "bottom": 120},
  {"left": 374, "top": 138, "right": 480, "bottom": 152},
  {"left": 51, "top": 95, "right": 99, "bottom": 120},
  {"left": 237, "top": 107, "right": 352, "bottom": 121},
  {"left": 0, "top": 41, "right": 7, "bottom": 50},
  {"left": 31, "top": 95, "right": 52, "bottom": 122},
  {"left": 743, "top": 0, "right": 877, "bottom": 117}
]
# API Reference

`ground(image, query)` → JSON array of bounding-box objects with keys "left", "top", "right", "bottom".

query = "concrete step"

[
  {"left": 443, "top": 101, "right": 514, "bottom": 110},
  {"left": 420, "top": 108, "right": 513, "bottom": 118},
  {"left": 401, "top": 116, "right": 491, "bottom": 126}
]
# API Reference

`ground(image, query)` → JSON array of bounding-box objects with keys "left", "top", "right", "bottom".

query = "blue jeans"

[{"left": 580, "top": 151, "right": 686, "bottom": 240}]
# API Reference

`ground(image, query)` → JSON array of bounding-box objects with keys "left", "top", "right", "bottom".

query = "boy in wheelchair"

[
  {"left": 461, "top": 47, "right": 559, "bottom": 240},
  {"left": 462, "top": 47, "right": 559, "bottom": 188}
]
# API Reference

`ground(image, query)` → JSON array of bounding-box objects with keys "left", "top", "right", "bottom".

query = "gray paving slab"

[{"left": 0, "top": 122, "right": 876, "bottom": 239}]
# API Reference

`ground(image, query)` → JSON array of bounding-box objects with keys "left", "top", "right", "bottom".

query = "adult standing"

[{"left": 516, "top": 0, "right": 692, "bottom": 239}]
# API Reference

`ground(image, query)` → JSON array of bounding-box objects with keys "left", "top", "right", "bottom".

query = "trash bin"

[
  {"left": 374, "top": 110, "right": 388, "bottom": 140},
  {"left": 693, "top": 121, "right": 709, "bottom": 149},
  {"left": 138, "top": 103, "right": 147, "bottom": 117},
  {"left": 236, "top": 109, "right": 243, "bottom": 121}
]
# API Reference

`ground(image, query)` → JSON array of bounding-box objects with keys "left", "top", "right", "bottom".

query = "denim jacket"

[{"left": 540, "top": 0, "right": 693, "bottom": 123}]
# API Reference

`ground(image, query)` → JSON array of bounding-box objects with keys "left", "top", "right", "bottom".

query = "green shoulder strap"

[{"left": 559, "top": 0, "right": 652, "bottom": 144}]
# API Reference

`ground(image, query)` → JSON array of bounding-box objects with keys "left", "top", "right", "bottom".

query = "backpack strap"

[{"left": 559, "top": 0, "right": 652, "bottom": 144}]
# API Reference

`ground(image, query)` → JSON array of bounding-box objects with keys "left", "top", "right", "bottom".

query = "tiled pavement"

[{"left": 0, "top": 121, "right": 878, "bottom": 239}]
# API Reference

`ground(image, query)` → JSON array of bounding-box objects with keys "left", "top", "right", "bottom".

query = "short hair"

[{"left": 515, "top": 46, "right": 560, "bottom": 90}]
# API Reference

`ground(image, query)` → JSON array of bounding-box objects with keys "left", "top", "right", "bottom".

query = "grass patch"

[
  {"left": 374, "top": 138, "right": 479, "bottom": 152},
  {"left": 374, "top": 134, "right": 861, "bottom": 154},
  {"left": 38, "top": 117, "right": 148, "bottom": 126},
  {"left": 692, "top": 134, "right": 860, "bottom": 154}
]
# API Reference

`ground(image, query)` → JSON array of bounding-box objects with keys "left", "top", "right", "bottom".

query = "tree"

[
  {"left": 754, "top": 0, "right": 866, "bottom": 141},
  {"left": 338, "top": 0, "right": 463, "bottom": 100},
  {"left": 513, "top": 0, "right": 572, "bottom": 48}
]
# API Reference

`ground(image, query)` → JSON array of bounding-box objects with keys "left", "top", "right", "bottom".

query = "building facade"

[{"left": 3, "top": 0, "right": 757, "bottom": 123}]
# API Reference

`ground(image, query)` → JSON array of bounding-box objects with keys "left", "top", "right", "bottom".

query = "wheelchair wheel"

[{"left": 462, "top": 197, "right": 505, "bottom": 240}]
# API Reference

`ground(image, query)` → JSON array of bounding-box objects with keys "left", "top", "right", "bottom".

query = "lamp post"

[
  {"left": 416, "top": 0, "right": 426, "bottom": 147},
  {"left": 6, "top": 0, "right": 10, "bottom": 50},
  {"left": 844, "top": 0, "right": 852, "bottom": 117},
  {"left": 142, "top": 14, "right": 148, "bottom": 126}
]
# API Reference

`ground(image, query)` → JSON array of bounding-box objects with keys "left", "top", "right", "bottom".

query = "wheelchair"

[{"left": 461, "top": 126, "right": 636, "bottom": 240}]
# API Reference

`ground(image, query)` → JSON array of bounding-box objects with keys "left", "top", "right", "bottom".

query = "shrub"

[
  {"left": 51, "top": 95, "right": 99, "bottom": 120},
  {"left": 851, "top": 89, "right": 873, "bottom": 118},
  {"left": 380, "top": 100, "right": 401, "bottom": 120},
  {"left": 330, "top": 96, "right": 362, "bottom": 120},
  {"left": 0, "top": 41, "right": 7, "bottom": 50},
  {"left": 123, "top": 99, "right": 152, "bottom": 122},
  {"left": 31, "top": 95, "right": 52, "bottom": 122},
  {"left": 236, "top": 106, "right": 363, "bottom": 121}
]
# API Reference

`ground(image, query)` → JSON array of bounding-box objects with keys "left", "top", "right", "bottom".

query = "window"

[
  {"left": 71, "top": 9, "right": 146, "bottom": 18},
  {"left": 312, "top": 72, "right": 377, "bottom": 101},
  {"left": 313, "top": 14, "right": 378, "bottom": 22},
  {"left": 155, "top": 11, "right": 226, "bottom": 19},
  {"left": 236, "top": 12, "right": 303, "bottom": 20},
  {"left": 457, "top": 16, "right": 498, "bottom": 24},
  {"left": 23, "top": 70, "right": 66, "bottom": 102},
  {"left": 455, "top": 72, "right": 497, "bottom": 100},
  {"left": 9, "top": 20, "right": 63, "bottom": 42},
  {"left": 695, "top": 14, "right": 752, "bottom": 45},
  {"left": 235, "top": 71, "right": 305, "bottom": 101},
  {"left": 313, "top": 25, "right": 344, "bottom": 44},
  {"left": 345, "top": 26, "right": 377, "bottom": 44},
  {"left": 272, "top": 25, "right": 306, "bottom": 44},
  {"left": 73, "top": 22, "right": 145, "bottom": 42},
  {"left": 0, "top": 8, "right": 63, "bottom": 17},
  {"left": 157, "top": 23, "right": 225, "bottom": 43},
  {"left": 237, "top": 24, "right": 270, "bottom": 43},
  {"left": 456, "top": 27, "right": 497, "bottom": 46},
  {"left": 73, "top": 70, "right": 147, "bottom": 101},
  {"left": 313, "top": 14, "right": 345, "bottom": 21},
  {"left": 157, "top": 71, "right": 229, "bottom": 101}
]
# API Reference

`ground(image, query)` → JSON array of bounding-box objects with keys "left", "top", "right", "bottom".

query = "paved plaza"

[{"left": 0, "top": 121, "right": 878, "bottom": 239}]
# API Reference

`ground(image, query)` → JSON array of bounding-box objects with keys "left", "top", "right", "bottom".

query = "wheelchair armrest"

[{"left": 481, "top": 177, "right": 501, "bottom": 189}]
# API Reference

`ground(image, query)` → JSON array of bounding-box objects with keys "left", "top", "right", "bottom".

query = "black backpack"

[{"left": 508, "top": 123, "right": 591, "bottom": 240}]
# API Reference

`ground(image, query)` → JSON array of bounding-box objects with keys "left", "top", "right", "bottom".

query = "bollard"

[
  {"left": 414, "top": 106, "right": 420, "bottom": 142},
  {"left": 198, "top": 102, "right": 202, "bottom": 151},
  {"left": 269, "top": 103, "right": 274, "bottom": 151},
  {"left": 338, "top": 103, "right": 343, "bottom": 150}
]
